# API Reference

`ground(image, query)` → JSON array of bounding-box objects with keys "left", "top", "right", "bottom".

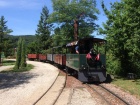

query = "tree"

[
  {"left": 3, "top": 38, "right": 14, "bottom": 57},
  {"left": 20, "top": 39, "right": 26, "bottom": 68},
  {"left": 14, "top": 38, "right": 26, "bottom": 70},
  {"left": 26, "top": 41, "right": 39, "bottom": 54},
  {"left": 0, "top": 16, "right": 13, "bottom": 64},
  {"left": 101, "top": 0, "right": 140, "bottom": 76},
  {"left": 14, "top": 38, "right": 22, "bottom": 69},
  {"left": 35, "top": 6, "right": 52, "bottom": 53},
  {"left": 49, "top": 0, "right": 99, "bottom": 45}
]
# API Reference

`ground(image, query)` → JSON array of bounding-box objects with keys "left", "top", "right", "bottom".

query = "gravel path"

[
  {"left": 0, "top": 65, "right": 14, "bottom": 72},
  {"left": 0, "top": 61, "right": 59, "bottom": 105},
  {"left": 69, "top": 88, "right": 97, "bottom": 105},
  {"left": 35, "top": 76, "right": 66, "bottom": 105}
]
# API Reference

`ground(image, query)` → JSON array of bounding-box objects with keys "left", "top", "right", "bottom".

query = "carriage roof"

[{"left": 66, "top": 37, "right": 106, "bottom": 47}]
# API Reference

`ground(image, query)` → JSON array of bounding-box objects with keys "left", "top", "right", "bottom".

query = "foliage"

[
  {"left": 112, "top": 78, "right": 140, "bottom": 98},
  {"left": 5, "top": 35, "right": 36, "bottom": 48},
  {"left": 0, "top": 16, "right": 13, "bottom": 63},
  {"left": 13, "top": 64, "right": 33, "bottom": 72},
  {"left": 101, "top": 0, "right": 140, "bottom": 76},
  {"left": 49, "top": 0, "right": 99, "bottom": 46},
  {"left": 26, "top": 41, "right": 39, "bottom": 54},
  {"left": 14, "top": 38, "right": 22, "bottom": 69},
  {"left": 35, "top": 6, "right": 52, "bottom": 53},
  {"left": 3, "top": 38, "right": 14, "bottom": 57},
  {"left": 14, "top": 38, "right": 26, "bottom": 70},
  {"left": 2, "top": 60, "right": 15, "bottom": 66},
  {"left": 1, "top": 35, "right": 36, "bottom": 57},
  {"left": 0, "top": 64, "right": 34, "bottom": 73},
  {"left": 106, "top": 50, "right": 121, "bottom": 75},
  {"left": 20, "top": 39, "right": 26, "bottom": 67}
]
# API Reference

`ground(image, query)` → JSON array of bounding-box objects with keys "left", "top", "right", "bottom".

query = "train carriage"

[
  {"left": 27, "top": 54, "right": 39, "bottom": 61},
  {"left": 38, "top": 54, "right": 47, "bottom": 62},
  {"left": 47, "top": 54, "right": 53, "bottom": 62},
  {"left": 52, "top": 46, "right": 66, "bottom": 67}
]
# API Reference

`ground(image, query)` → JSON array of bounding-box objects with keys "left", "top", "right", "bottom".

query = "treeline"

[
  {"left": 100, "top": 0, "right": 140, "bottom": 77},
  {"left": 1, "top": 35, "right": 36, "bottom": 58},
  {"left": 4, "top": 35, "right": 36, "bottom": 48}
]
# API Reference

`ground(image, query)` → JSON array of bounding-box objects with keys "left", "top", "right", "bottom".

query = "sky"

[{"left": 0, "top": 0, "right": 120, "bottom": 37}]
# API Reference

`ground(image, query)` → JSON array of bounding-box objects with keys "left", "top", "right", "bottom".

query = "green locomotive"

[{"left": 65, "top": 37, "right": 107, "bottom": 82}]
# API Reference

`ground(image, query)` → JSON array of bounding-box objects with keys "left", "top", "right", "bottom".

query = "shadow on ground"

[{"left": 0, "top": 72, "right": 38, "bottom": 89}]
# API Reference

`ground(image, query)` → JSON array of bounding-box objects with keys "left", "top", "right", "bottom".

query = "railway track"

[
  {"left": 30, "top": 63, "right": 132, "bottom": 105},
  {"left": 33, "top": 69, "right": 67, "bottom": 105},
  {"left": 87, "top": 84, "right": 130, "bottom": 105}
]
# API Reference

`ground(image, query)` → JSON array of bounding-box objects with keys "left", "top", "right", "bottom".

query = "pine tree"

[
  {"left": 49, "top": 0, "right": 99, "bottom": 43},
  {"left": 35, "top": 6, "right": 52, "bottom": 53},
  {"left": 0, "top": 16, "right": 12, "bottom": 64}
]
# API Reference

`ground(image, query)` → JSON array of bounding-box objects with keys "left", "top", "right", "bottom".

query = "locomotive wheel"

[{"left": 65, "top": 67, "right": 69, "bottom": 74}]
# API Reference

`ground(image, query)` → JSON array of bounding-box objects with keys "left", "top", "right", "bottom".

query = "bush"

[
  {"left": 106, "top": 53, "right": 121, "bottom": 75},
  {"left": 13, "top": 64, "right": 34, "bottom": 72}
]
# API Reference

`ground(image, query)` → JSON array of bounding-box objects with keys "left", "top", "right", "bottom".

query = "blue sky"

[{"left": 0, "top": 0, "right": 120, "bottom": 37}]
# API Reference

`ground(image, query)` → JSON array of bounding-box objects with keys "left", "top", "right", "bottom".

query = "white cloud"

[
  {"left": 0, "top": 0, "right": 44, "bottom": 10},
  {"left": 0, "top": 0, "right": 11, "bottom": 7}
]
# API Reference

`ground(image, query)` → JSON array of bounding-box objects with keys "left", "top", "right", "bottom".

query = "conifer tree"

[
  {"left": 14, "top": 38, "right": 22, "bottom": 69},
  {"left": 49, "top": 0, "right": 99, "bottom": 44},
  {"left": 0, "top": 16, "right": 12, "bottom": 64},
  {"left": 20, "top": 39, "right": 26, "bottom": 68},
  {"left": 36, "top": 6, "right": 52, "bottom": 53}
]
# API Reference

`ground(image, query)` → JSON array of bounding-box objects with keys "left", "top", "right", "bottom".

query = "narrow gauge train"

[{"left": 28, "top": 37, "right": 107, "bottom": 82}]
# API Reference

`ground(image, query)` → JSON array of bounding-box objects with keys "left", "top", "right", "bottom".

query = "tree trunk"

[{"left": 0, "top": 50, "right": 2, "bottom": 66}]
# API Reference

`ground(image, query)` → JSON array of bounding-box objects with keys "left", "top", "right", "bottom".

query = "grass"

[
  {"left": 1, "top": 64, "right": 34, "bottom": 73},
  {"left": 12, "top": 64, "right": 34, "bottom": 72},
  {"left": 112, "top": 77, "right": 140, "bottom": 98},
  {"left": 0, "top": 59, "right": 34, "bottom": 73},
  {"left": 1, "top": 60, "right": 15, "bottom": 66}
]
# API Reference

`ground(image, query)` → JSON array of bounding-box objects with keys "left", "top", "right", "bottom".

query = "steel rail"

[
  {"left": 52, "top": 69, "right": 67, "bottom": 105},
  {"left": 99, "top": 84, "right": 130, "bottom": 105}
]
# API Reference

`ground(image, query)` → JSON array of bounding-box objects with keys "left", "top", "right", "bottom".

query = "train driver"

[
  {"left": 75, "top": 41, "right": 85, "bottom": 54},
  {"left": 75, "top": 45, "right": 79, "bottom": 54}
]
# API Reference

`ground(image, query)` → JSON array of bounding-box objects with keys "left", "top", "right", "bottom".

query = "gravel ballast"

[{"left": 0, "top": 61, "right": 59, "bottom": 105}]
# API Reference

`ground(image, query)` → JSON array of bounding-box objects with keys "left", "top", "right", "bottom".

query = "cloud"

[
  {"left": 0, "top": 0, "right": 44, "bottom": 10},
  {"left": 0, "top": 0, "right": 11, "bottom": 7}
]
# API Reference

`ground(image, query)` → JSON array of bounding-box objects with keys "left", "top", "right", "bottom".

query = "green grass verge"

[
  {"left": 112, "top": 78, "right": 140, "bottom": 98},
  {"left": 2, "top": 60, "right": 15, "bottom": 66},
  {"left": 0, "top": 64, "right": 34, "bottom": 73},
  {"left": 12, "top": 64, "right": 34, "bottom": 72}
]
